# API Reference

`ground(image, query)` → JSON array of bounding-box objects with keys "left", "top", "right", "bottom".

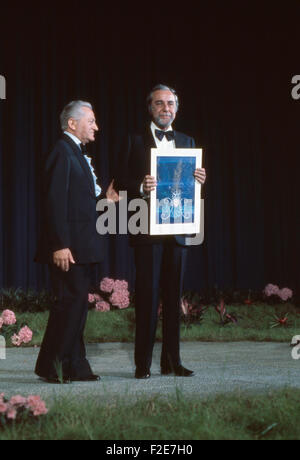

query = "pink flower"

[
  {"left": 9, "top": 395, "right": 27, "bottom": 406},
  {"left": 0, "top": 401, "right": 8, "bottom": 414},
  {"left": 278, "top": 288, "right": 293, "bottom": 301},
  {"left": 88, "top": 293, "right": 95, "bottom": 303},
  {"left": 114, "top": 280, "right": 129, "bottom": 291},
  {"left": 1, "top": 309, "right": 16, "bottom": 325},
  {"left": 6, "top": 407, "right": 17, "bottom": 419},
  {"left": 0, "top": 394, "right": 48, "bottom": 419},
  {"left": 95, "top": 301, "right": 110, "bottom": 312},
  {"left": 109, "top": 290, "right": 130, "bottom": 309},
  {"left": 89, "top": 293, "right": 104, "bottom": 303},
  {"left": 93, "top": 294, "right": 103, "bottom": 302},
  {"left": 100, "top": 277, "right": 115, "bottom": 293},
  {"left": 11, "top": 334, "right": 22, "bottom": 347},
  {"left": 11, "top": 327, "right": 33, "bottom": 347},
  {"left": 263, "top": 284, "right": 280, "bottom": 297},
  {"left": 0, "top": 317, "right": 3, "bottom": 330},
  {"left": 26, "top": 395, "right": 48, "bottom": 416},
  {"left": 18, "top": 326, "right": 33, "bottom": 344}
]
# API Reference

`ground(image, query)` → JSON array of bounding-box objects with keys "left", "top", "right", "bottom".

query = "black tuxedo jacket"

[
  {"left": 118, "top": 126, "right": 198, "bottom": 247},
  {"left": 35, "top": 134, "right": 104, "bottom": 264}
]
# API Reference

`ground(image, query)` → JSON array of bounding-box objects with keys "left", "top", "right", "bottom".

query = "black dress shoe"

[
  {"left": 161, "top": 365, "right": 194, "bottom": 377},
  {"left": 70, "top": 374, "right": 101, "bottom": 382},
  {"left": 135, "top": 369, "right": 151, "bottom": 379}
]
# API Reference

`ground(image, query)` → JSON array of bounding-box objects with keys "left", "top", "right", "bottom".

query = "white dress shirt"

[
  {"left": 150, "top": 121, "right": 175, "bottom": 152},
  {"left": 64, "top": 131, "right": 102, "bottom": 197}
]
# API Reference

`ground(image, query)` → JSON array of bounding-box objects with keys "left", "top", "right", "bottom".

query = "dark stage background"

[{"left": 0, "top": 2, "right": 299, "bottom": 296}]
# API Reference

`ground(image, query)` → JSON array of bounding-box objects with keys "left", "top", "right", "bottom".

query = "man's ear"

[{"left": 68, "top": 118, "right": 77, "bottom": 131}]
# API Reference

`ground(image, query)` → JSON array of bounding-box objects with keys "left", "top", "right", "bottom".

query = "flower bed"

[
  {"left": 88, "top": 278, "right": 131, "bottom": 312},
  {"left": 0, "top": 310, "right": 33, "bottom": 346},
  {"left": 0, "top": 394, "right": 48, "bottom": 427}
]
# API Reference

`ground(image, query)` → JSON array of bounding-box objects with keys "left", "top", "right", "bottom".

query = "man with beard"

[{"left": 122, "top": 84, "right": 206, "bottom": 379}]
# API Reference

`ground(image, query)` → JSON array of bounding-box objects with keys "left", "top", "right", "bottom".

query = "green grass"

[
  {"left": 1, "top": 388, "right": 300, "bottom": 440},
  {"left": 14, "top": 303, "right": 300, "bottom": 348}
]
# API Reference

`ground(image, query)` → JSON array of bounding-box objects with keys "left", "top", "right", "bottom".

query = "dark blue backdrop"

[{"left": 0, "top": 2, "right": 299, "bottom": 296}]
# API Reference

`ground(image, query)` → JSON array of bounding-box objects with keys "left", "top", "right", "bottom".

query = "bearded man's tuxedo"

[
  {"left": 35, "top": 133, "right": 104, "bottom": 381},
  {"left": 120, "top": 125, "right": 200, "bottom": 375}
]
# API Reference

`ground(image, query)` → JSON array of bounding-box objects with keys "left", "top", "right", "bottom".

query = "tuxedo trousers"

[
  {"left": 134, "top": 240, "right": 187, "bottom": 372},
  {"left": 35, "top": 264, "right": 94, "bottom": 380}
]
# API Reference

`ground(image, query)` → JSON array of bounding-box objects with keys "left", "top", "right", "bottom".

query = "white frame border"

[{"left": 150, "top": 148, "right": 202, "bottom": 236}]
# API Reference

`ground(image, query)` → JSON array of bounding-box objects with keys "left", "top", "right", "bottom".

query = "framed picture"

[{"left": 150, "top": 148, "right": 202, "bottom": 235}]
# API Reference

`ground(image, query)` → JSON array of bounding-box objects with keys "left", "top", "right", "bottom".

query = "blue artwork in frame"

[
  {"left": 156, "top": 156, "right": 196, "bottom": 225},
  {"left": 150, "top": 148, "right": 202, "bottom": 236}
]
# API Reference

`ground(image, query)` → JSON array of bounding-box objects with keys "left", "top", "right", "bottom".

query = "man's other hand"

[
  {"left": 143, "top": 175, "right": 157, "bottom": 193},
  {"left": 194, "top": 168, "right": 206, "bottom": 185},
  {"left": 106, "top": 179, "right": 120, "bottom": 202},
  {"left": 53, "top": 248, "right": 75, "bottom": 272}
]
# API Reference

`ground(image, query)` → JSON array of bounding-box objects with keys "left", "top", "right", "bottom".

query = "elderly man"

[
  {"left": 123, "top": 84, "right": 206, "bottom": 379},
  {"left": 35, "top": 100, "right": 116, "bottom": 383}
]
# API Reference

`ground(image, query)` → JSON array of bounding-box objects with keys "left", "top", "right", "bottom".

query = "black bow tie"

[{"left": 155, "top": 129, "right": 175, "bottom": 142}]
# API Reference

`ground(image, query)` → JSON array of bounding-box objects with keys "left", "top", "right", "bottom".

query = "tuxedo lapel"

[
  {"left": 143, "top": 125, "right": 156, "bottom": 150},
  {"left": 174, "top": 131, "right": 188, "bottom": 148},
  {"left": 62, "top": 134, "right": 96, "bottom": 197},
  {"left": 142, "top": 126, "right": 156, "bottom": 172}
]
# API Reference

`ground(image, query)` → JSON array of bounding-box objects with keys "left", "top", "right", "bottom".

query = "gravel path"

[{"left": 1, "top": 342, "right": 299, "bottom": 405}]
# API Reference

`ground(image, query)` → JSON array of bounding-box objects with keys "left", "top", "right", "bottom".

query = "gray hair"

[
  {"left": 60, "top": 100, "right": 93, "bottom": 131},
  {"left": 147, "top": 84, "right": 179, "bottom": 112}
]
